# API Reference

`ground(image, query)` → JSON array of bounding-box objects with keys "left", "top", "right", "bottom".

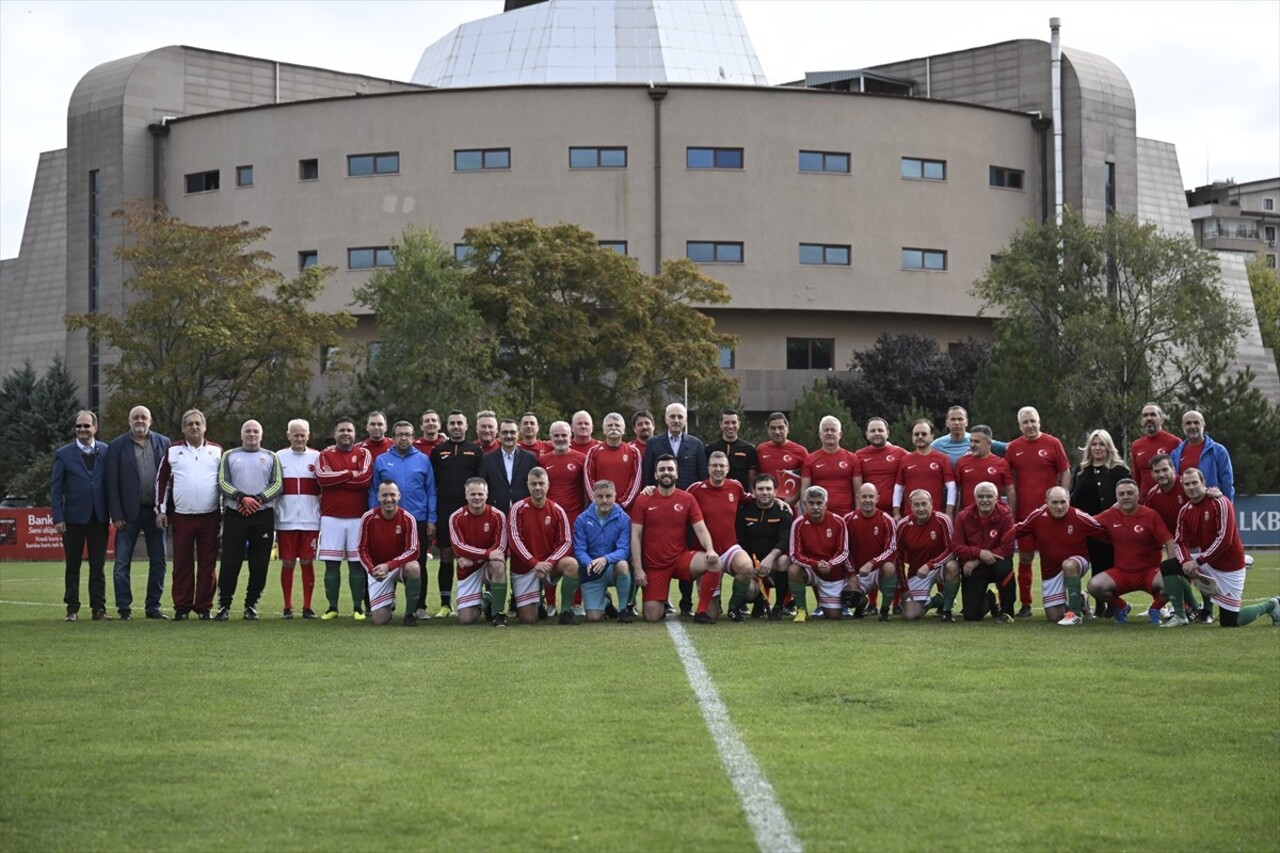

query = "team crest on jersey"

[
  {"left": 395, "top": 525, "right": 402, "bottom": 534},
  {"left": 1067, "top": 524, "right": 1074, "bottom": 535},
  {"left": 308, "top": 464, "right": 316, "bottom": 472},
  {"left": 1134, "top": 524, "right": 1144, "bottom": 533},
  {"left": 1038, "top": 449, "right": 1049, "bottom": 457},
  {"left": 987, "top": 466, "right": 997, "bottom": 475},
  {"left": 622, "top": 453, "right": 630, "bottom": 462},
  {"left": 484, "top": 523, "right": 491, "bottom": 533},
  {"left": 839, "top": 460, "right": 849, "bottom": 469},
  {"left": 1203, "top": 510, "right": 1210, "bottom": 520},
  {"left": 673, "top": 503, "right": 683, "bottom": 512},
  {"left": 728, "top": 494, "right": 736, "bottom": 503},
  {"left": 873, "top": 526, "right": 880, "bottom": 535},
  {"left": 930, "top": 531, "right": 937, "bottom": 541},
  {"left": 929, "top": 462, "right": 939, "bottom": 471},
  {"left": 544, "top": 516, "right": 552, "bottom": 526},
  {"left": 886, "top": 454, "right": 897, "bottom": 462},
  {"left": 784, "top": 455, "right": 794, "bottom": 464},
  {"left": 825, "top": 529, "right": 832, "bottom": 539},
  {"left": 568, "top": 464, "right": 579, "bottom": 472},
  {"left": 989, "top": 529, "right": 997, "bottom": 539}
]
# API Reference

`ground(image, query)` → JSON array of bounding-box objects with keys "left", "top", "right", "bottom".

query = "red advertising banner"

[{"left": 0, "top": 508, "right": 116, "bottom": 561}]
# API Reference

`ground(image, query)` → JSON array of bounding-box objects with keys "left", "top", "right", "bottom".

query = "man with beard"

[
  {"left": 642, "top": 403, "right": 709, "bottom": 616},
  {"left": 507, "top": 467, "right": 576, "bottom": 625},
  {"left": 1171, "top": 410, "right": 1235, "bottom": 624},
  {"left": 430, "top": 411, "right": 484, "bottom": 617},
  {"left": 892, "top": 419, "right": 956, "bottom": 519},
  {"left": 317, "top": 417, "right": 374, "bottom": 619},
  {"left": 630, "top": 455, "right": 719, "bottom": 623},
  {"left": 953, "top": 425, "right": 1013, "bottom": 512},
  {"left": 1130, "top": 404, "right": 1180, "bottom": 495},
  {"left": 707, "top": 409, "right": 758, "bottom": 491},
  {"left": 371, "top": 421, "right": 437, "bottom": 620},
  {"left": 1086, "top": 479, "right": 1177, "bottom": 623},
  {"left": 1006, "top": 406, "right": 1071, "bottom": 617},
  {"left": 843, "top": 483, "right": 898, "bottom": 622},
  {"left": 853, "top": 417, "right": 905, "bottom": 613},
  {"left": 630, "top": 410, "right": 655, "bottom": 456}
]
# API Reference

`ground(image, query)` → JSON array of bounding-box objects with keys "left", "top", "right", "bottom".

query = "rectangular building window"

[
  {"left": 598, "top": 241, "right": 628, "bottom": 255},
  {"left": 686, "top": 147, "right": 744, "bottom": 170},
  {"left": 1265, "top": 198, "right": 1276, "bottom": 211},
  {"left": 718, "top": 346, "right": 735, "bottom": 369},
  {"left": 798, "top": 150, "right": 850, "bottom": 174},
  {"left": 348, "top": 247, "right": 395, "bottom": 269},
  {"left": 347, "top": 152, "right": 400, "bottom": 176},
  {"left": 1105, "top": 162, "right": 1117, "bottom": 218},
  {"left": 900, "top": 158, "right": 946, "bottom": 181},
  {"left": 236, "top": 165, "right": 254, "bottom": 187},
  {"left": 686, "top": 241, "right": 744, "bottom": 263},
  {"left": 1267, "top": 254, "right": 1277, "bottom": 269},
  {"left": 298, "top": 250, "right": 318, "bottom": 270},
  {"left": 184, "top": 170, "right": 220, "bottom": 193},
  {"left": 901, "top": 248, "right": 947, "bottom": 270},
  {"left": 320, "top": 345, "right": 339, "bottom": 375},
  {"left": 786, "top": 338, "right": 834, "bottom": 370},
  {"left": 299, "top": 159, "right": 319, "bottom": 181},
  {"left": 453, "top": 244, "right": 474, "bottom": 262},
  {"left": 1265, "top": 225, "right": 1277, "bottom": 245},
  {"left": 798, "top": 243, "right": 851, "bottom": 266},
  {"left": 569, "top": 147, "right": 627, "bottom": 169},
  {"left": 989, "top": 166, "right": 1024, "bottom": 190},
  {"left": 454, "top": 148, "right": 510, "bottom": 171}
]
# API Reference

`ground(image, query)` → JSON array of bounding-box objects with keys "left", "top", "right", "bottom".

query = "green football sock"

[
  {"left": 1235, "top": 600, "right": 1273, "bottom": 627},
  {"left": 403, "top": 573, "right": 422, "bottom": 616},
  {"left": 1066, "top": 574, "right": 1083, "bottom": 613},
  {"left": 789, "top": 580, "right": 809, "bottom": 612},
  {"left": 1159, "top": 561, "right": 1184, "bottom": 613},
  {"left": 879, "top": 572, "right": 897, "bottom": 612},
  {"left": 323, "top": 561, "right": 341, "bottom": 610},
  {"left": 490, "top": 582, "right": 507, "bottom": 620},
  {"left": 728, "top": 577, "right": 750, "bottom": 611},
  {"left": 1180, "top": 578, "right": 1198, "bottom": 613},
  {"left": 942, "top": 579, "right": 960, "bottom": 612},
  {"left": 348, "top": 564, "right": 366, "bottom": 612},
  {"left": 559, "top": 573, "right": 579, "bottom": 612}
]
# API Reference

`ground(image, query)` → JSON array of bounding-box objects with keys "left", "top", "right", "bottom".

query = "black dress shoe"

[
  {"left": 145, "top": 610, "right": 169, "bottom": 620},
  {"left": 118, "top": 611, "right": 132, "bottom": 621}
]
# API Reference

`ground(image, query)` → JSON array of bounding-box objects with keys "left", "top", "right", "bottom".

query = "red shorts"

[
  {"left": 277, "top": 530, "right": 318, "bottom": 562},
  {"left": 1016, "top": 532, "right": 1036, "bottom": 560},
  {"left": 641, "top": 551, "right": 699, "bottom": 603},
  {"left": 1103, "top": 566, "right": 1159, "bottom": 597}
]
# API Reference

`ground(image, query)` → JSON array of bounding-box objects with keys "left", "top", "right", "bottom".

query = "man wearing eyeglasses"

[{"left": 52, "top": 411, "right": 110, "bottom": 621}]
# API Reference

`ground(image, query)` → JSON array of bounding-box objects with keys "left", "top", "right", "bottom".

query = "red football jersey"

[
  {"left": 1130, "top": 431, "right": 1181, "bottom": 495},
  {"left": 1094, "top": 505, "right": 1172, "bottom": 572},
  {"left": 952, "top": 502, "right": 1015, "bottom": 562},
  {"left": 1175, "top": 496, "right": 1245, "bottom": 571},
  {"left": 630, "top": 488, "right": 703, "bottom": 570},
  {"left": 757, "top": 439, "right": 808, "bottom": 482},
  {"left": 358, "top": 506, "right": 419, "bottom": 571},
  {"left": 507, "top": 497, "right": 572, "bottom": 574},
  {"left": 413, "top": 436, "right": 445, "bottom": 457},
  {"left": 894, "top": 512, "right": 954, "bottom": 573},
  {"left": 1007, "top": 434, "right": 1070, "bottom": 520},
  {"left": 361, "top": 436, "right": 394, "bottom": 460},
  {"left": 845, "top": 509, "right": 897, "bottom": 571},
  {"left": 538, "top": 449, "right": 588, "bottom": 521},
  {"left": 953, "top": 452, "right": 1012, "bottom": 510},
  {"left": 448, "top": 504, "right": 507, "bottom": 568},
  {"left": 789, "top": 511, "right": 850, "bottom": 579},
  {"left": 584, "top": 442, "right": 642, "bottom": 508},
  {"left": 1141, "top": 482, "right": 1188, "bottom": 534},
  {"left": 1011, "top": 506, "right": 1105, "bottom": 578},
  {"left": 894, "top": 449, "right": 955, "bottom": 513},
  {"left": 687, "top": 478, "right": 747, "bottom": 553},
  {"left": 316, "top": 445, "right": 374, "bottom": 519},
  {"left": 800, "top": 447, "right": 858, "bottom": 515},
  {"left": 853, "top": 443, "right": 905, "bottom": 513}
]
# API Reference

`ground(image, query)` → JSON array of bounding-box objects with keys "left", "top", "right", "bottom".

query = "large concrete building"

[{"left": 2, "top": 0, "right": 1275, "bottom": 416}]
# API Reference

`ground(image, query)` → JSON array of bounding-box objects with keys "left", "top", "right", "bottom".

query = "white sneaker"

[
  {"left": 1268, "top": 596, "right": 1280, "bottom": 626},
  {"left": 413, "top": 607, "right": 430, "bottom": 621},
  {"left": 1159, "top": 602, "right": 1175, "bottom": 619},
  {"left": 1244, "top": 554, "right": 1254, "bottom": 569},
  {"left": 1057, "top": 611, "right": 1082, "bottom": 626},
  {"left": 545, "top": 605, "right": 558, "bottom": 618},
  {"left": 572, "top": 604, "right": 586, "bottom": 617},
  {"left": 1159, "top": 613, "right": 1189, "bottom": 628}
]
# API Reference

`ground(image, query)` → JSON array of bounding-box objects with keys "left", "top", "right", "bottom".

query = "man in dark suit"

[
  {"left": 104, "top": 405, "right": 171, "bottom": 620},
  {"left": 641, "top": 402, "right": 709, "bottom": 615},
  {"left": 51, "top": 410, "right": 110, "bottom": 621},
  {"left": 482, "top": 418, "right": 538, "bottom": 513}
]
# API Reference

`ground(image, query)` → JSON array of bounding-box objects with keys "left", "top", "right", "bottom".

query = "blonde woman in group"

[{"left": 1070, "top": 429, "right": 1132, "bottom": 620}]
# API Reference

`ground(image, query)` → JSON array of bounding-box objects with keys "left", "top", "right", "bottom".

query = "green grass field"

[{"left": 2, "top": 557, "right": 1278, "bottom": 852}]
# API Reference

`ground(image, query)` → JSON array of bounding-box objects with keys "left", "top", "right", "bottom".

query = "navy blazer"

[
  {"left": 642, "top": 432, "right": 708, "bottom": 490},
  {"left": 481, "top": 447, "right": 539, "bottom": 513},
  {"left": 51, "top": 440, "right": 109, "bottom": 525},
  {"left": 104, "top": 430, "right": 171, "bottom": 523}
]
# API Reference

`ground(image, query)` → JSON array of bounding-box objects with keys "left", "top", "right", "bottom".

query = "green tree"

[
  {"left": 889, "top": 399, "right": 937, "bottom": 450},
  {"left": 1178, "top": 357, "right": 1280, "bottom": 494},
  {"left": 461, "top": 219, "right": 738, "bottom": 418},
  {"left": 1246, "top": 253, "right": 1280, "bottom": 377},
  {"left": 347, "top": 226, "right": 495, "bottom": 423},
  {"left": 789, "top": 379, "right": 855, "bottom": 450},
  {"left": 972, "top": 210, "right": 1244, "bottom": 449},
  {"left": 0, "top": 356, "right": 82, "bottom": 501},
  {"left": 65, "top": 200, "right": 353, "bottom": 439}
]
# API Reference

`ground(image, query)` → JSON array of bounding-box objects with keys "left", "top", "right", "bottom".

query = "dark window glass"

[
  {"left": 298, "top": 251, "right": 318, "bottom": 270},
  {"left": 687, "top": 147, "right": 743, "bottom": 169},
  {"left": 236, "top": 165, "right": 253, "bottom": 187},
  {"left": 184, "top": 170, "right": 219, "bottom": 193},
  {"left": 454, "top": 244, "right": 474, "bottom": 262},
  {"left": 902, "top": 248, "right": 947, "bottom": 270},
  {"left": 787, "top": 338, "right": 834, "bottom": 370},
  {"left": 686, "top": 242, "right": 715, "bottom": 263},
  {"left": 299, "top": 159, "right": 319, "bottom": 180},
  {"left": 348, "top": 153, "right": 399, "bottom": 176},
  {"left": 800, "top": 243, "right": 851, "bottom": 265},
  {"left": 799, "top": 150, "right": 850, "bottom": 174},
  {"left": 990, "top": 166, "right": 1025, "bottom": 190},
  {"left": 902, "top": 158, "right": 946, "bottom": 181}
]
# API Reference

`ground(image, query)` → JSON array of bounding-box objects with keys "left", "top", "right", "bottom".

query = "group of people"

[{"left": 50, "top": 400, "right": 1276, "bottom": 629}]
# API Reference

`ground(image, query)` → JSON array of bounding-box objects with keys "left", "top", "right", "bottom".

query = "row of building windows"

[
  {"left": 718, "top": 338, "right": 839, "bottom": 371},
  {"left": 184, "top": 150, "right": 1025, "bottom": 192},
  {"left": 306, "top": 241, "right": 946, "bottom": 271}
]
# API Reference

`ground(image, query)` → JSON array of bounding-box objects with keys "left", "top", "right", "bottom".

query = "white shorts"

[
  {"left": 800, "top": 566, "right": 846, "bottom": 609},
  {"left": 1043, "top": 555, "right": 1090, "bottom": 581},
  {"left": 849, "top": 564, "right": 888, "bottom": 593},
  {"left": 456, "top": 568, "right": 485, "bottom": 611},
  {"left": 906, "top": 566, "right": 942, "bottom": 602},
  {"left": 511, "top": 569, "right": 551, "bottom": 609},
  {"left": 367, "top": 567, "right": 402, "bottom": 612},
  {"left": 318, "top": 516, "right": 362, "bottom": 561},
  {"left": 719, "top": 544, "right": 745, "bottom": 574},
  {"left": 1197, "top": 565, "right": 1245, "bottom": 612},
  {"left": 1041, "top": 572, "right": 1067, "bottom": 608}
]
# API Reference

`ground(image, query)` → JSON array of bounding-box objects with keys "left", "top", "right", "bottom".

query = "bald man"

[{"left": 214, "top": 419, "right": 283, "bottom": 620}]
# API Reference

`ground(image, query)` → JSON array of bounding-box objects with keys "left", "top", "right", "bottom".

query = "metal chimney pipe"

[{"left": 1050, "top": 17, "right": 1064, "bottom": 226}]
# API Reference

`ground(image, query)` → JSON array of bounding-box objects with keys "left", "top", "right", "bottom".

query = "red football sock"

[
  {"left": 300, "top": 563, "right": 315, "bottom": 609},
  {"left": 695, "top": 571, "right": 722, "bottom": 614},
  {"left": 545, "top": 585, "right": 557, "bottom": 608},
  {"left": 1116, "top": 596, "right": 1129, "bottom": 609},
  {"left": 867, "top": 588, "right": 879, "bottom": 608},
  {"left": 573, "top": 587, "right": 583, "bottom": 607},
  {"left": 280, "top": 563, "right": 294, "bottom": 610},
  {"left": 1018, "top": 561, "right": 1034, "bottom": 606}
]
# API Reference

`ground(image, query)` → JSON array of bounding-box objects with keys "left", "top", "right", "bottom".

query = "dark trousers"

[
  {"left": 218, "top": 508, "right": 275, "bottom": 609},
  {"left": 172, "top": 511, "right": 220, "bottom": 613},
  {"left": 112, "top": 505, "right": 168, "bottom": 614},
  {"left": 63, "top": 520, "right": 109, "bottom": 613},
  {"left": 960, "top": 557, "right": 1015, "bottom": 621}
]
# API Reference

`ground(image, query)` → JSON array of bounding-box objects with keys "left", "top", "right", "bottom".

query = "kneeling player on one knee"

[
  {"left": 509, "top": 468, "right": 576, "bottom": 625},
  {"left": 358, "top": 482, "right": 424, "bottom": 627},
  {"left": 631, "top": 457, "right": 720, "bottom": 624},
  {"left": 894, "top": 490, "right": 957, "bottom": 622},
  {"left": 1042, "top": 557, "right": 1087, "bottom": 624},
  {"left": 574, "top": 481, "right": 635, "bottom": 623},
  {"left": 787, "top": 486, "right": 850, "bottom": 620}
]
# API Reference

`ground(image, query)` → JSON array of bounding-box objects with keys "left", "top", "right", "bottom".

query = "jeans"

[{"left": 112, "top": 506, "right": 168, "bottom": 614}]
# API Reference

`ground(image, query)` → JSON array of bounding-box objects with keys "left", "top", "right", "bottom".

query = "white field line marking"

[
  {"left": 0, "top": 599, "right": 62, "bottom": 607},
  {"left": 667, "top": 620, "right": 802, "bottom": 853}
]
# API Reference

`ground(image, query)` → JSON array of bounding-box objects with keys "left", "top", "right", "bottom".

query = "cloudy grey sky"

[{"left": 1, "top": 0, "right": 1276, "bottom": 258}]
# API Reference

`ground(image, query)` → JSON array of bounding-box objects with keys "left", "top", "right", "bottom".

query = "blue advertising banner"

[{"left": 1237, "top": 494, "right": 1280, "bottom": 548}]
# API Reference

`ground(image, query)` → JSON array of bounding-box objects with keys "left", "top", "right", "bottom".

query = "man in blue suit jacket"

[
  {"left": 641, "top": 402, "right": 709, "bottom": 615},
  {"left": 51, "top": 410, "right": 110, "bottom": 621},
  {"left": 104, "top": 405, "right": 171, "bottom": 619}
]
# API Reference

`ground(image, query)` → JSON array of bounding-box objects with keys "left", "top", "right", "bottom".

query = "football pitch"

[{"left": 2, "top": 558, "right": 1278, "bottom": 852}]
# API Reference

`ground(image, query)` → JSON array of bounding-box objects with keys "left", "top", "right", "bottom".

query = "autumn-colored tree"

[
  {"left": 66, "top": 201, "right": 353, "bottom": 439},
  {"left": 461, "top": 219, "right": 738, "bottom": 418}
]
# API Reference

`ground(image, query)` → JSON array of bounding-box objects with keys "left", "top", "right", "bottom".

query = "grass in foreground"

[{"left": 2, "top": 557, "right": 1278, "bottom": 851}]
